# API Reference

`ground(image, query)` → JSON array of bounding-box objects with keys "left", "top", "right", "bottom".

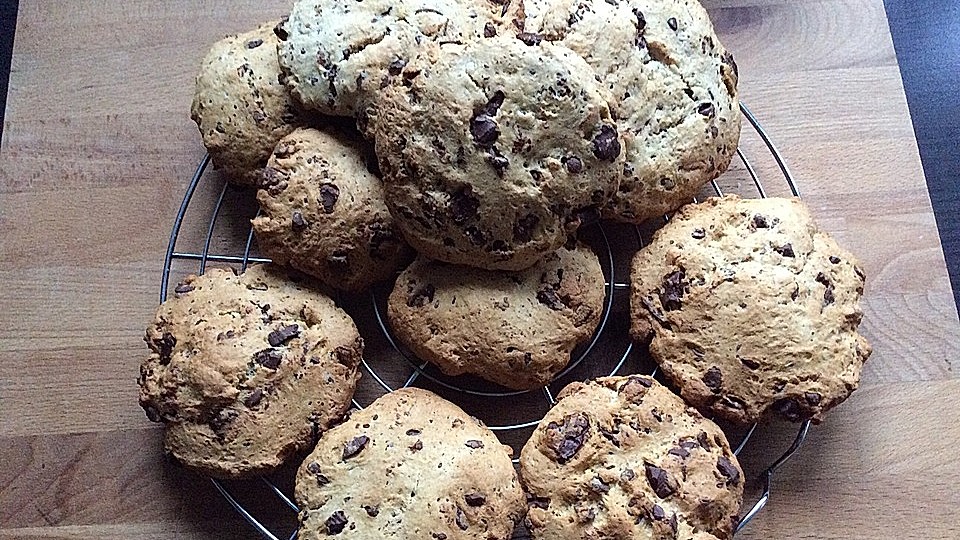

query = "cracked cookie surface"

[
  {"left": 138, "top": 264, "right": 363, "bottom": 478},
  {"left": 630, "top": 196, "right": 871, "bottom": 424},
  {"left": 387, "top": 244, "right": 604, "bottom": 389},
  {"left": 519, "top": 376, "right": 744, "bottom": 540},
  {"left": 191, "top": 21, "right": 301, "bottom": 186},
  {"left": 524, "top": 0, "right": 740, "bottom": 223},
  {"left": 253, "top": 127, "right": 414, "bottom": 292},
  {"left": 295, "top": 387, "right": 525, "bottom": 539},
  {"left": 277, "top": 0, "right": 523, "bottom": 116},
  {"left": 372, "top": 36, "right": 624, "bottom": 270}
]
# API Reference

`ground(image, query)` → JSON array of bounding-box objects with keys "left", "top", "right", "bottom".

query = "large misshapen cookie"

[
  {"left": 276, "top": 0, "right": 523, "bottom": 117},
  {"left": 387, "top": 244, "right": 605, "bottom": 390},
  {"left": 295, "top": 387, "right": 525, "bottom": 539},
  {"left": 372, "top": 36, "right": 624, "bottom": 271},
  {"left": 138, "top": 264, "right": 363, "bottom": 478},
  {"left": 191, "top": 21, "right": 301, "bottom": 186},
  {"left": 630, "top": 196, "right": 871, "bottom": 424},
  {"left": 524, "top": 0, "right": 740, "bottom": 224},
  {"left": 253, "top": 127, "right": 414, "bottom": 292},
  {"left": 520, "top": 376, "right": 744, "bottom": 540}
]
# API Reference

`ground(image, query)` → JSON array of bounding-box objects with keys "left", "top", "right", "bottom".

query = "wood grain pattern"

[{"left": 1, "top": 0, "right": 958, "bottom": 538}]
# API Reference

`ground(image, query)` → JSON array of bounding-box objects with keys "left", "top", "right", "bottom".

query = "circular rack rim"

[{"left": 160, "top": 101, "right": 811, "bottom": 539}]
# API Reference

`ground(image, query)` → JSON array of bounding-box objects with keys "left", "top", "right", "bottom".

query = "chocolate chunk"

[
  {"left": 599, "top": 427, "right": 621, "bottom": 447},
  {"left": 409, "top": 440, "right": 423, "bottom": 452},
  {"left": 342, "top": 435, "right": 370, "bottom": 459},
  {"left": 667, "top": 17, "right": 678, "bottom": 30},
  {"left": 697, "top": 102, "right": 715, "bottom": 117},
  {"left": 208, "top": 408, "right": 238, "bottom": 437},
  {"left": 480, "top": 90, "right": 506, "bottom": 116},
  {"left": 739, "top": 357, "right": 761, "bottom": 370},
  {"left": 697, "top": 431, "right": 711, "bottom": 448},
  {"left": 307, "top": 461, "right": 331, "bottom": 485},
  {"left": 592, "top": 125, "right": 621, "bottom": 161},
  {"left": 668, "top": 447, "right": 690, "bottom": 458},
  {"left": 319, "top": 183, "right": 340, "bottom": 213},
  {"left": 267, "top": 324, "right": 300, "bottom": 347},
  {"left": 455, "top": 507, "right": 469, "bottom": 530},
  {"left": 470, "top": 115, "right": 499, "bottom": 146},
  {"left": 244, "top": 388, "right": 263, "bottom": 407},
  {"left": 464, "top": 492, "right": 485, "bottom": 506},
  {"left": 156, "top": 332, "right": 177, "bottom": 364},
  {"left": 545, "top": 413, "right": 590, "bottom": 463},
  {"left": 406, "top": 429, "right": 422, "bottom": 436},
  {"left": 717, "top": 456, "right": 740, "bottom": 485},
  {"left": 753, "top": 214, "right": 771, "bottom": 228},
  {"left": 537, "top": 288, "right": 565, "bottom": 311},
  {"left": 407, "top": 283, "right": 436, "bottom": 307},
  {"left": 450, "top": 187, "right": 480, "bottom": 222},
  {"left": 652, "top": 504, "right": 665, "bottom": 520},
  {"left": 773, "top": 397, "right": 803, "bottom": 421},
  {"left": 829, "top": 255, "right": 841, "bottom": 264},
  {"left": 702, "top": 367, "right": 723, "bottom": 392},
  {"left": 246, "top": 38, "right": 263, "bottom": 49},
  {"left": 273, "top": 18, "right": 289, "bottom": 41},
  {"left": 253, "top": 348, "right": 283, "bottom": 369},
  {"left": 589, "top": 477, "right": 610, "bottom": 493},
  {"left": 659, "top": 270, "right": 685, "bottom": 311},
  {"left": 644, "top": 464, "right": 675, "bottom": 498},
  {"left": 565, "top": 156, "right": 583, "bottom": 173},
  {"left": 174, "top": 283, "right": 194, "bottom": 294},
  {"left": 333, "top": 345, "right": 358, "bottom": 367},
  {"left": 388, "top": 58, "right": 406, "bottom": 76},
  {"left": 465, "top": 440, "right": 484, "bottom": 449},
  {"left": 633, "top": 8, "right": 646, "bottom": 30},
  {"left": 291, "top": 211, "right": 307, "bottom": 231},
  {"left": 486, "top": 149, "right": 509, "bottom": 175},
  {"left": 804, "top": 391, "right": 822, "bottom": 405},
  {"left": 670, "top": 513, "right": 678, "bottom": 534},
  {"left": 465, "top": 226, "right": 486, "bottom": 245},
  {"left": 364, "top": 505, "right": 379, "bottom": 517},
  {"left": 513, "top": 213, "right": 540, "bottom": 242},
  {"left": 621, "top": 468, "right": 636, "bottom": 482},
  {"left": 680, "top": 440, "right": 699, "bottom": 450},
  {"left": 527, "top": 495, "right": 551, "bottom": 509},
  {"left": 518, "top": 32, "right": 543, "bottom": 45},
  {"left": 484, "top": 22, "right": 496, "bottom": 37},
  {"left": 691, "top": 228, "right": 706, "bottom": 239},
  {"left": 816, "top": 272, "right": 835, "bottom": 305},
  {"left": 325, "top": 510, "right": 348, "bottom": 535},
  {"left": 216, "top": 330, "right": 235, "bottom": 342},
  {"left": 775, "top": 243, "right": 795, "bottom": 257},
  {"left": 143, "top": 405, "right": 162, "bottom": 423}
]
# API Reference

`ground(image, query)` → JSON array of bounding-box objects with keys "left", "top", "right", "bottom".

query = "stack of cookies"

[{"left": 138, "top": 0, "right": 871, "bottom": 538}]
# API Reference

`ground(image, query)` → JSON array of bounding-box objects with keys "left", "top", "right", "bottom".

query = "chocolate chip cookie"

[
  {"left": 252, "top": 127, "right": 414, "bottom": 292},
  {"left": 138, "top": 264, "right": 363, "bottom": 478},
  {"left": 276, "top": 0, "right": 523, "bottom": 117},
  {"left": 519, "top": 376, "right": 744, "bottom": 540},
  {"left": 295, "top": 387, "right": 525, "bottom": 539},
  {"left": 372, "top": 36, "right": 624, "bottom": 271},
  {"left": 387, "top": 244, "right": 605, "bottom": 390},
  {"left": 630, "top": 196, "right": 872, "bottom": 424},
  {"left": 191, "top": 21, "right": 301, "bottom": 186},
  {"left": 524, "top": 0, "right": 741, "bottom": 224}
]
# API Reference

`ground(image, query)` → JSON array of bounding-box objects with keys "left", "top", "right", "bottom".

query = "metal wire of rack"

[{"left": 160, "top": 102, "right": 812, "bottom": 540}]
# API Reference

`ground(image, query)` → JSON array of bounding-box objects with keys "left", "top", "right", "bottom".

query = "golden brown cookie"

[
  {"left": 190, "top": 22, "right": 302, "bottom": 186},
  {"left": 295, "top": 387, "right": 525, "bottom": 539},
  {"left": 520, "top": 376, "right": 744, "bottom": 540},
  {"left": 138, "top": 264, "right": 363, "bottom": 478},
  {"left": 524, "top": 0, "right": 741, "bottom": 224},
  {"left": 387, "top": 245, "right": 605, "bottom": 389},
  {"left": 253, "top": 127, "right": 413, "bottom": 292},
  {"left": 630, "top": 196, "right": 871, "bottom": 424}
]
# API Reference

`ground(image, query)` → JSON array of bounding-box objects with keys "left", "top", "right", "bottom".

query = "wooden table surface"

[{"left": 2, "top": 1, "right": 959, "bottom": 538}]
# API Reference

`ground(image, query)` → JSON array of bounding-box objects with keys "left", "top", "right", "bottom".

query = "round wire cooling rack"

[{"left": 160, "top": 102, "right": 812, "bottom": 540}]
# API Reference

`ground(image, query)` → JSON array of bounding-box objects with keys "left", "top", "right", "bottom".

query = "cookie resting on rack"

[
  {"left": 387, "top": 244, "right": 605, "bottom": 390},
  {"left": 253, "top": 127, "right": 414, "bottom": 292},
  {"left": 191, "top": 21, "right": 301, "bottom": 186},
  {"left": 519, "top": 376, "right": 744, "bottom": 540},
  {"left": 138, "top": 264, "right": 363, "bottom": 478},
  {"left": 630, "top": 196, "right": 871, "bottom": 424},
  {"left": 295, "top": 387, "right": 526, "bottom": 540},
  {"left": 276, "top": 0, "right": 524, "bottom": 117},
  {"left": 523, "top": 0, "right": 741, "bottom": 224},
  {"left": 372, "top": 35, "right": 624, "bottom": 270}
]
